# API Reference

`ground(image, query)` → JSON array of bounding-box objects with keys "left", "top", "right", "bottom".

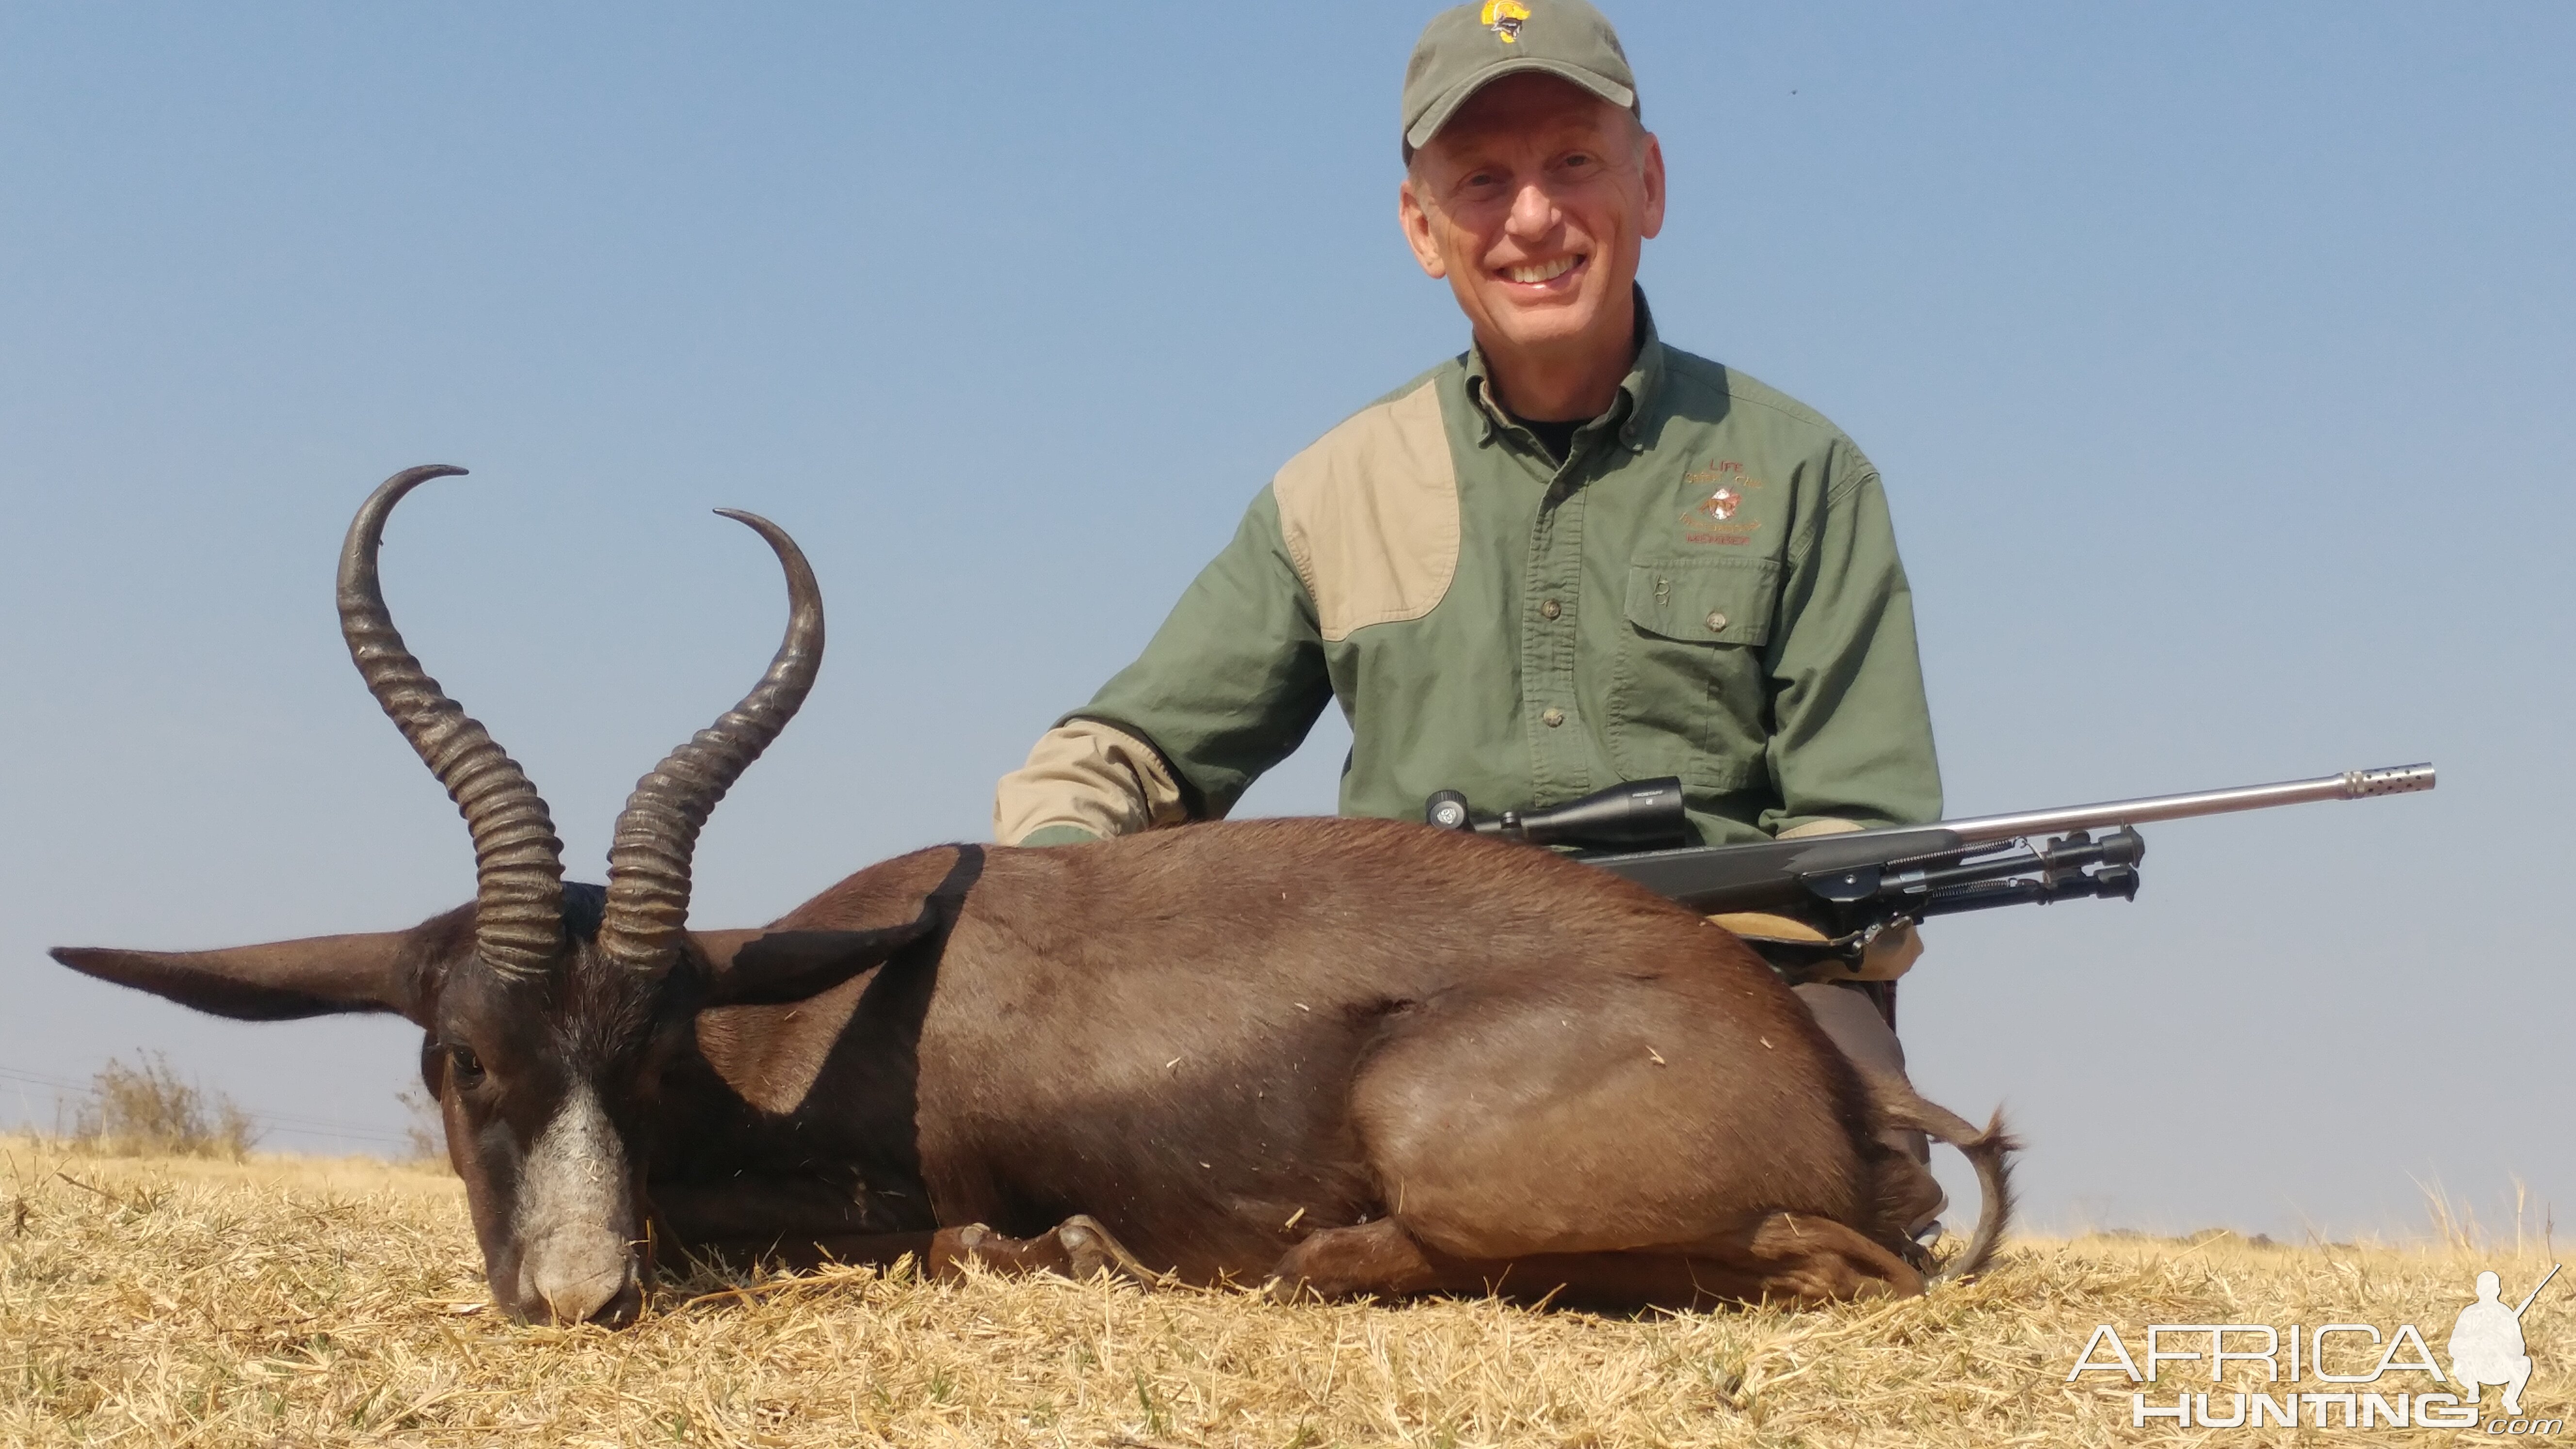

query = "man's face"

[{"left": 1399, "top": 74, "right": 1666, "bottom": 377}]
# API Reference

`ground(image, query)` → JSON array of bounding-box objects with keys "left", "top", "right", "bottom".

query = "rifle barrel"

[
  {"left": 1580, "top": 762, "right": 2433, "bottom": 916},
  {"left": 1939, "top": 763, "right": 2434, "bottom": 847},
  {"left": 2513, "top": 1263, "right": 2560, "bottom": 1318}
]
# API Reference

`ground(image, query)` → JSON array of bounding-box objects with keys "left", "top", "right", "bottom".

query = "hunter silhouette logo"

[
  {"left": 1481, "top": 0, "right": 1530, "bottom": 43},
  {"left": 2069, "top": 1261, "right": 2562, "bottom": 1432},
  {"left": 2453, "top": 1265, "right": 2557, "bottom": 1418}
]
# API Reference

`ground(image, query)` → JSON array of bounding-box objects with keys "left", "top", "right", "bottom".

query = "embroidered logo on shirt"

[
  {"left": 1680, "top": 462, "right": 1763, "bottom": 545},
  {"left": 1481, "top": 0, "right": 1530, "bottom": 43}
]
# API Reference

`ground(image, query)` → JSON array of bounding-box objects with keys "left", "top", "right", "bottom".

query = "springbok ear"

[
  {"left": 48, "top": 933, "right": 420, "bottom": 1024},
  {"left": 691, "top": 918, "right": 938, "bottom": 1008}
]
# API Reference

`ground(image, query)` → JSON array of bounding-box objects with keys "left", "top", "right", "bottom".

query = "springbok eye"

[{"left": 449, "top": 1046, "right": 486, "bottom": 1087}]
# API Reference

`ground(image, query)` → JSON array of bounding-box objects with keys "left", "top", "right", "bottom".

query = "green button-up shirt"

[{"left": 1033, "top": 297, "right": 1941, "bottom": 847}]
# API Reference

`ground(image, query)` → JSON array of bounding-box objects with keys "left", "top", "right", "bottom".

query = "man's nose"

[{"left": 1504, "top": 181, "right": 1558, "bottom": 239}]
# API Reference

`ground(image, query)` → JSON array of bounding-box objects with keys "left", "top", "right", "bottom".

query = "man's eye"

[{"left": 449, "top": 1046, "right": 486, "bottom": 1085}]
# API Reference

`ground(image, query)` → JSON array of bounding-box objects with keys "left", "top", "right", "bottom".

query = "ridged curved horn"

[
  {"left": 596, "top": 510, "right": 823, "bottom": 973},
  {"left": 339, "top": 466, "right": 566, "bottom": 979}
]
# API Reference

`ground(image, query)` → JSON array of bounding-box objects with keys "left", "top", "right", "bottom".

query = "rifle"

[{"left": 1426, "top": 764, "right": 2435, "bottom": 952}]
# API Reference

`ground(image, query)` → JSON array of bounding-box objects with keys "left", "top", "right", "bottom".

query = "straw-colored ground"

[{"left": 1, "top": 1141, "right": 2562, "bottom": 1447}]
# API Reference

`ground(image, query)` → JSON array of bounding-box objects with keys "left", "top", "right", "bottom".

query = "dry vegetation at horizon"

[{"left": 1, "top": 1140, "right": 2563, "bottom": 1448}]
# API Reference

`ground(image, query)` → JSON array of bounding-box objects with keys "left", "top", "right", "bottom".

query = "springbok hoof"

[
  {"left": 927, "top": 1222, "right": 997, "bottom": 1278},
  {"left": 1054, "top": 1214, "right": 1146, "bottom": 1281}
]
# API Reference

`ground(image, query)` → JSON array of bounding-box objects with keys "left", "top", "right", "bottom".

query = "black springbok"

[{"left": 51, "top": 467, "right": 2010, "bottom": 1325}]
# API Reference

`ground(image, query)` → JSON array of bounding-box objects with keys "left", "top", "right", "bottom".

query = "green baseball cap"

[{"left": 1401, "top": 0, "right": 1639, "bottom": 155}]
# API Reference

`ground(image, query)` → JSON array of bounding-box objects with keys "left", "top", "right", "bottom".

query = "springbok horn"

[
  {"left": 596, "top": 510, "right": 823, "bottom": 973},
  {"left": 339, "top": 466, "right": 567, "bottom": 979}
]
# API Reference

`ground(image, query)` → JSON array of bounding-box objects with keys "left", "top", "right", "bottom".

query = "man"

[
  {"left": 2448, "top": 1270, "right": 2542, "bottom": 1417},
  {"left": 994, "top": 0, "right": 1942, "bottom": 1219}
]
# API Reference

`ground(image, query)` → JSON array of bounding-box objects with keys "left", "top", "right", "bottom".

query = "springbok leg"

[
  {"left": 1665, "top": 1211, "right": 1926, "bottom": 1303},
  {"left": 671, "top": 1214, "right": 1154, "bottom": 1282},
  {"left": 926, "top": 1215, "right": 1155, "bottom": 1282},
  {"left": 1267, "top": 1211, "right": 1924, "bottom": 1308},
  {"left": 1264, "top": 1219, "right": 1450, "bottom": 1301}
]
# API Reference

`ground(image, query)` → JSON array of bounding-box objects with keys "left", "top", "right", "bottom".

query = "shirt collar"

[{"left": 1463, "top": 286, "right": 1667, "bottom": 453}]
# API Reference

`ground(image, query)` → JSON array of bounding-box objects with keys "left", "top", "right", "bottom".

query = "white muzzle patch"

[{"left": 512, "top": 1083, "right": 637, "bottom": 1322}]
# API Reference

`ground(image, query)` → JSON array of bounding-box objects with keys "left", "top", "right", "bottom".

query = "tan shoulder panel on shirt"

[
  {"left": 993, "top": 718, "right": 1191, "bottom": 845},
  {"left": 1272, "top": 379, "right": 1460, "bottom": 643}
]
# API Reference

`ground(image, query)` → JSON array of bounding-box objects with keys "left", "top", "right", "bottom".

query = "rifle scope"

[{"left": 1425, "top": 777, "right": 1690, "bottom": 850}]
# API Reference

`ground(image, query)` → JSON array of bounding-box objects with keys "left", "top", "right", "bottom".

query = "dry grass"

[
  {"left": 1, "top": 1140, "right": 2562, "bottom": 1447},
  {"left": 59, "top": 1054, "right": 258, "bottom": 1161}
]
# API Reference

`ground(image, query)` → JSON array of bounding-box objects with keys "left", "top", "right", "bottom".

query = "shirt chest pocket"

[{"left": 1608, "top": 558, "right": 1782, "bottom": 792}]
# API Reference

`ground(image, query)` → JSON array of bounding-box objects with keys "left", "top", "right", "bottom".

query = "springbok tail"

[{"left": 1866, "top": 1074, "right": 2017, "bottom": 1282}]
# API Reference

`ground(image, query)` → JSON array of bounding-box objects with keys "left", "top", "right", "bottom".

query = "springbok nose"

[{"left": 531, "top": 1254, "right": 638, "bottom": 1325}]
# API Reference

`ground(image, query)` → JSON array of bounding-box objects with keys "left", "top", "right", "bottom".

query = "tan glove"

[
  {"left": 1716, "top": 818, "right": 1925, "bottom": 981},
  {"left": 1705, "top": 913, "right": 1921, "bottom": 982}
]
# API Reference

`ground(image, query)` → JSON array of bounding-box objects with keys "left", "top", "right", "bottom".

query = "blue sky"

[{"left": 3, "top": 2, "right": 2568, "bottom": 1240}]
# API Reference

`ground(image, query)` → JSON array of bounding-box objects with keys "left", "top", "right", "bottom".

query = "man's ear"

[
  {"left": 49, "top": 933, "right": 422, "bottom": 1024},
  {"left": 1398, "top": 176, "right": 1450, "bottom": 279},
  {"left": 1637, "top": 129, "right": 1666, "bottom": 240},
  {"left": 692, "top": 917, "right": 940, "bottom": 1008}
]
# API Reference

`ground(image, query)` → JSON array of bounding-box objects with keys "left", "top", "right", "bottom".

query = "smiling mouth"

[{"left": 1498, "top": 254, "right": 1583, "bottom": 285}]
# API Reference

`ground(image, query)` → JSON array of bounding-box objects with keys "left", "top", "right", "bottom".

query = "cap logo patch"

[{"left": 1481, "top": 0, "right": 1530, "bottom": 44}]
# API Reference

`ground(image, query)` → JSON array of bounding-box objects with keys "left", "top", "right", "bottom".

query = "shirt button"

[
  {"left": 1539, "top": 598, "right": 1562, "bottom": 620},
  {"left": 1541, "top": 707, "right": 1567, "bottom": 728},
  {"left": 1706, "top": 611, "right": 1729, "bottom": 633}
]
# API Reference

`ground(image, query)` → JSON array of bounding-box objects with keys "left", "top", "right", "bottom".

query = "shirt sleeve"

[
  {"left": 993, "top": 719, "right": 1191, "bottom": 846},
  {"left": 1760, "top": 442, "right": 1944, "bottom": 833},
  {"left": 993, "top": 487, "right": 1335, "bottom": 838}
]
